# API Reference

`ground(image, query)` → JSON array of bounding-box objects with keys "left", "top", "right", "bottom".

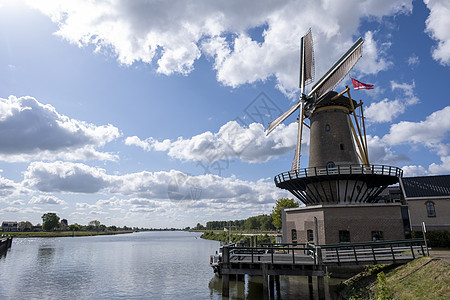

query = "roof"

[{"left": 401, "top": 175, "right": 450, "bottom": 198}]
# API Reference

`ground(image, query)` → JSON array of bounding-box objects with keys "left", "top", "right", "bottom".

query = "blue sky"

[{"left": 0, "top": 0, "right": 449, "bottom": 228}]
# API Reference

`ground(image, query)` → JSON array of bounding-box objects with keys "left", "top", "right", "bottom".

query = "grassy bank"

[
  {"left": 5, "top": 230, "right": 133, "bottom": 238},
  {"left": 338, "top": 256, "right": 450, "bottom": 299},
  {"left": 200, "top": 231, "right": 275, "bottom": 244}
]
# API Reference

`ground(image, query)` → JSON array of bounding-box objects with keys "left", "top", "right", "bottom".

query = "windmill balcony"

[{"left": 274, "top": 164, "right": 403, "bottom": 205}]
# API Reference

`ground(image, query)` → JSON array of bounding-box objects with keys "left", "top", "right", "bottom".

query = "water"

[{"left": 0, "top": 231, "right": 341, "bottom": 299}]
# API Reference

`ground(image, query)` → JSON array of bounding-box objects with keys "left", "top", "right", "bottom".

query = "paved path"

[{"left": 429, "top": 248, "right": 450, "bottom": 263}]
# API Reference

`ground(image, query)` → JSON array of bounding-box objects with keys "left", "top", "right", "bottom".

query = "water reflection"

[
  {"left": 208, "top": 274, "right": 341, "bottom": 299},
  {"left": 0, "top": 232, "right": 342, "bottom": 299}
]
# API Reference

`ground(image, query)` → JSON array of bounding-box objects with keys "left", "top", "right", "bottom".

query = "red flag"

[{"left": 351, "top": 78, "right": 374, "bottom": 90}]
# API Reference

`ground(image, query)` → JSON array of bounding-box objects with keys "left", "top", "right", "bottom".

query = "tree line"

[
  {"left": 16, "top": 213, "right": 133, "bottom": 232},
  {"left": 194, "top": 198, "right": 300, "bottom": 231}
]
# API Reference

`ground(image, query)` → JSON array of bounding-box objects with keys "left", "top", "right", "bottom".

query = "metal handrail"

[{"left": 275, "top": 164, "right": 403, "bottom": 184}]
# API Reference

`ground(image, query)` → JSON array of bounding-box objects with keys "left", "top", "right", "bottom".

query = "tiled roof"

[{"left": 401, "top": 175, "right": 450, "bottom": 198}]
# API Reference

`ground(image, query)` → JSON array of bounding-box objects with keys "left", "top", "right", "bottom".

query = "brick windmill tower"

[{"left": 267, "top": 30, "right": 405, "bottom": 245}]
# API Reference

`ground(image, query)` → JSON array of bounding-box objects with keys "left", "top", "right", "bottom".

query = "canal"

[{"left": 0, "top": 231, "right": 340, "bottom": 299}]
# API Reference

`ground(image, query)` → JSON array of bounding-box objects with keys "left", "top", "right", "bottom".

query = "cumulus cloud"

[
  {"left": 27, "top": 0, "right": 413, "bottom": 94},
  {"left": 356, "top": 31, "right": 393, "bottom": 75},
  {"left": 0, "top": 96, "right": 121, "bottom": 162},
  {"left": 383, "top": 106, "right": 450, "bottom": 154},
  {"left": 0, "top": 175, "right": 30, "bottom": 198},
  {"left": 366, "top": 135, "right": 410, "bottom": 165},
  {"left": 365, "top": 81, "right": 418, "bottom": 123},
  {"left": 126, "top": 120, "right": 302, "bottom": 163},
  {"left": 424, "top": 0, "right": 450, "bottom": 66},
  {"left": 21, "top": 161, "right": 290, "bottom": 205},
  {"left": 29, "top": 195, "right": 66, "bottom": 205},
  {"left": 23, "top": 161, "right": 111, "bottom": 193},
  {"left": 402, "top": 156, "right": 450, "bottom": 176}
]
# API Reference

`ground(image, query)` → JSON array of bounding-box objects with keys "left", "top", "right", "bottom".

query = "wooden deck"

[{"left": 218, "top": 239, "right": 428, "bottom": 298}]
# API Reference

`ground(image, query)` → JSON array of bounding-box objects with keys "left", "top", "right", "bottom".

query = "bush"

[
  {"left": 374, "top": 271, "right": 393, "bottom": 300},
  {"left": 411, "top": 230, "right": 450, "bottom": 247}
]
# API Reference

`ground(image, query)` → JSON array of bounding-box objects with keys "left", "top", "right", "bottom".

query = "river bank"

[
  {"left": 337, "top": 256, "right": 449, "bottom": 299},
  {"left": 199, "top": 230, "right": 277, "bottom": 244},
  {"left": 3, "top": 230, "right": 133, "bottom": 238}
]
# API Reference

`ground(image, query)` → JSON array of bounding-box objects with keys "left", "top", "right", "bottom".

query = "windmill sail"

[
  {"left": 300, "top": 28, "right": 315, "bottom": 88},
  {"left": 291, "top": 102, "right": 305, "bottom": 171},
  {"left": 308, "top": 37, "right": 363, "bottom": 100},
  {"left": 266, "top": 101, "right": 301, "bottom": 135},
  {"left": 268, "top": 29, "right": 314, "bottom": 136}
]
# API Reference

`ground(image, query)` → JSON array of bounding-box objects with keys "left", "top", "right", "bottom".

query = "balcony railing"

[{"left": 275, "top": 164, "right": 403, "bottom": 185}]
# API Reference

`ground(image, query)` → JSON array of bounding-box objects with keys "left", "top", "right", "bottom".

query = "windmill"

[
  {"left": 269, "top": 29, "right": 402, "bottom": 206},
  {"left": 266, "top": 29, "right": 369, "bottom": 171}
]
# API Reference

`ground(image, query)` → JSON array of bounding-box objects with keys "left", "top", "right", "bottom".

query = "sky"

[{"left": 0, "top": 0, "right": 449, "bottom": 228}]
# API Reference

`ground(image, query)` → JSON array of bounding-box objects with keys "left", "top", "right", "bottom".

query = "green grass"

[
  {"left": 338, "top": 257, "right": 450, "bottom": 299},
  {"left": 4, "top": 230, "right": 133, "bottom": 238}
]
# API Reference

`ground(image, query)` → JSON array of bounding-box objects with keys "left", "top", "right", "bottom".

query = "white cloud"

[
  {"left": 0, "top": 175, "right": 30, "bottom": 198},
  {"left": 366, "top": 135, "right": 410, "bottom": 165},
  {"left": 424, "top": 0, "right": 450, "bottom": 66},
  {"left": 407, "top": 53, "right": 420, "bottom": 67},
  {"left": 383, "top": 106, "right": 450, "bottom": 155},
  {"left": 27, "top": 0, "right": 413, "bottom": 95},
  {"left": 29, "top": 195, "right": 66, "bottom": 205},
  {"left": 126, "top": 120, "right": 302, "bottom": 163},
  {"left": 356, "top": 31, "right": 393, "bottom": 75},
  {"left": 402, "top": 156, "right": 450, "bottom": 177},
  {"left": 23, "top": 161, "right": 111, "bottom": 193},
  {"left": 21, "top": 161, "right": 290, "bottom": 206},
  {"left": 0, "top": 95, "right": 121, "bottom": 162},
  {"left": 365, "top": 81, "right": 418, "bottom": 123}
]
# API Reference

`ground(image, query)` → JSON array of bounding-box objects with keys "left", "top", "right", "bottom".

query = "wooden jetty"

[
  {"left": 0, "top": 236, "right": 13, "bottom": 256},
  {"left": 218, "top": 238, "right": 427, "bottom": 298}
]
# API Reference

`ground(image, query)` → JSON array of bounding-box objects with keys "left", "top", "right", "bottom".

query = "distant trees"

[
  {"left": 270, "top": 198, "right": 300, "bottom": 229},
  {"left": 203, "top": 215, "right": 275, "bottom": 232},
  {"left": 42, "top": 213, "right": 60, "bottom": 231},
  {"left": 195, "top": 223, "right": 205, "bottom": 230},
  {"left": 18, "top": 221, "right": 33, "bottom": 232}
]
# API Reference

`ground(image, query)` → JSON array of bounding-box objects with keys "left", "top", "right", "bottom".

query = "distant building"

[
  {"left": 400, "top": 175, "right": 450, "bottom": 231},
  {"left": 2, "top": 221, "right": 18, "bottom": 232}
]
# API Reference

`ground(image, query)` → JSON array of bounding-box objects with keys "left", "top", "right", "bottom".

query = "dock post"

[
  {"left": 308, "top": 276, "right": 314, "bottom": 298},
  {"left": 222, "top": 245, "right": 230, "bottom": 297},
  {"left": 317, "top": 276, "right": 325, "bottom": 300},
  {"left": 275, "top": 275, "right": 280, "bottom": 297},
  {"left": 269, "top": 274, "right": 275, "bottom": 299},
  {"left": 262, "top": 263, "right": 269, "bottom": 299},
  {"left": 222, "top": 274, "right": 230, "bottom": 297}
]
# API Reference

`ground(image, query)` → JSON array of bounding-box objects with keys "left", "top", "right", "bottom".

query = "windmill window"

[
  {"left": 307, "top": 230, "right": 314, "bottom": 242},
  {"left": 326, "top": 162, "right": 335, "bottom": 169},
  {"left": 425, "top": 201, "right": 436, "bottom": 217},
  {"left": 340, "top": 144, "right": 345, "bottom": 150},
  {"left": 291, "top": 229, "right": 297, "bottom": 243},
  {"left": 339, "top": 230, "right": 350, "bottom": 243},
  {"left": 325, "top": 124, "right": 331, "bottom": 131},
  {"left": 372, "top": 231, "right": 384, "bottom": 241}
]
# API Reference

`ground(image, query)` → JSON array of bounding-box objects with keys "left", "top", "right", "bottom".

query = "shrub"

[{"left": 411, "top": 230, "right": 450, "bottom": 247}]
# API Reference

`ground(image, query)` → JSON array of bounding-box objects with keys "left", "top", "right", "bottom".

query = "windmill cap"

[{"left": 315, "top": 91, "right": 357, "bottom": 110}]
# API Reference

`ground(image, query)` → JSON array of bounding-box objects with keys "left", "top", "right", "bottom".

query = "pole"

[{"left": 422, "top": 222, "right": 429, "bottom": 256}]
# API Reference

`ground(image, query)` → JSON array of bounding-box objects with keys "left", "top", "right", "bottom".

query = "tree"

[
  {"left": 68, "top": 224, "right": 81, "bottom": 231},
  {"left": 18, "top": 221, "right": 33, "bottom": 232},
  {"left": 270, "top": 198, "right": 300, "bottom": 229},
  {"left": 42, "top": 213, "right": 60, "bottom": 231}
]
